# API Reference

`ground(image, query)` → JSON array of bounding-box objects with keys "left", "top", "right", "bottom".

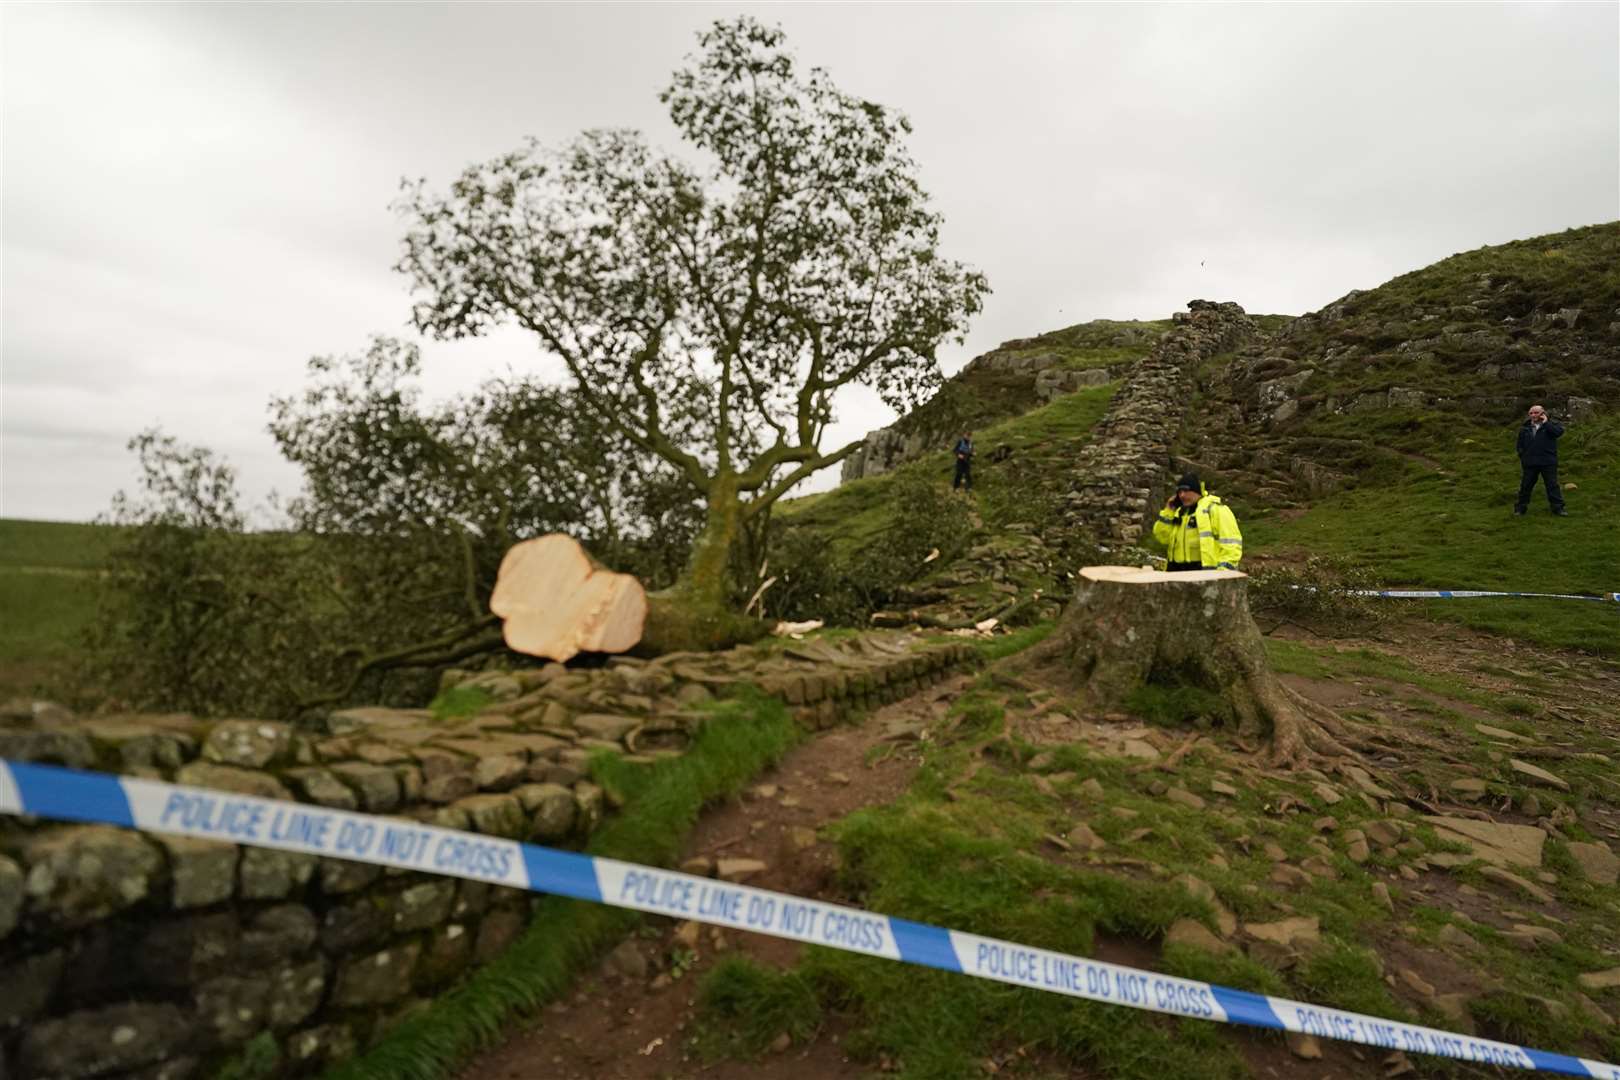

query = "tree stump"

[
  {"left": 1025, "top": 566, "right": 1357, "bottom": 768},
  {"left": 491, "top": 535, "right": 648, "bottom": 662}
]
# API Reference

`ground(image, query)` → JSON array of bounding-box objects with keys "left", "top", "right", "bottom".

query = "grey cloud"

[{"left": 3, "top": 2, "right": 1615, "bottom": 521}]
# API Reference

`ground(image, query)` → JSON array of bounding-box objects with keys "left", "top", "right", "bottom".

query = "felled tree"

[
  {"left": 396, "top": 16, "right": 989, "bottom": 648},
  {"left": 90, "top": 340, "right": 703, "bottom": 718},
  {"left": 1022, "top": 567, "right": 1370, "bottom": 769}
]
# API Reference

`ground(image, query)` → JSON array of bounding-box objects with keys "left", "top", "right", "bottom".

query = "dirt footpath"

[
  {"left": 457, "top": 679, "right": 963, "bottom": 1080},
  {"left": 457, "top": 621, "right": 1620, "bottom": 1080}
]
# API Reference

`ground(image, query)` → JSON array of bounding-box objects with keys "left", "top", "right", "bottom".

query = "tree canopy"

[{"left": 397, "top": 16, "right": 989, "bottom": 611}]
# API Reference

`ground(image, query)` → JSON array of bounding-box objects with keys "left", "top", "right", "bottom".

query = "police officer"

[{"left": 1153, "top": 473, "right": 1243, "bottom": 571}]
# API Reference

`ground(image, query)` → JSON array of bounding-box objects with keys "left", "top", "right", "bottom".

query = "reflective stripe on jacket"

[{"left": 1151, "top": 493, "right": 1243, "bottom": 569}]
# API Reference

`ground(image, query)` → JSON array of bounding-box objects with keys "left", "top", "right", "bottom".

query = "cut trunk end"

[
  {"left": 490, "top": 534, "right": 648, "bottom": 662},
  {"left": 490, "top": 533, "right": 767, "bottom": 661}
]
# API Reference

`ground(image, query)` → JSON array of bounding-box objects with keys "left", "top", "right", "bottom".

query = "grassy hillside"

[
  {"left": 781, "top": 382, "right": 1117, "bottom": 555},
  {"left": 1241, "top": 412, "right": 1620, "bottom": 655},
  {"left": 1187, "top": 222, "right": 1620, "bottom": 655},
  {"left": 847, "top": 319, "right": 1172, "bottom": 481},
  {"left": 778, "top": 224, "right": 1618, "bottom": 657},
  {"left": 0, "top": 518, "right": 119, "bottom": 701}
]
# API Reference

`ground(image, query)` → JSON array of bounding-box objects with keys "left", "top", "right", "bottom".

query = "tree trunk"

[
  {"left": 681, "top": 475, "right": 745, "bottom": 612},
  {"left": 636, "top": 477, "right": 768, "bottom": 655},
  {"left": 1023, "top": 566, "right": 1357, "bottom": 768},
  {"left": 490, "top": 534, "right": 649, "bottom": 662}
]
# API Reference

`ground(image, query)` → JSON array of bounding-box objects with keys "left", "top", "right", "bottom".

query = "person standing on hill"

[
  {"left": 1514, "top": 404, "right": 1567, "bottom": 516},
  {"left": 1153, "top": 473, "right": 1243, "bottom": 571},
  {"left": 952, "top": 431, "right": 974, "bottom": 493}
]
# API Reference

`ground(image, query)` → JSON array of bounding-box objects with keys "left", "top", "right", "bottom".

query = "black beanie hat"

[{"left": 1175, "top": 472, "right": 1201, "bottom": 492}]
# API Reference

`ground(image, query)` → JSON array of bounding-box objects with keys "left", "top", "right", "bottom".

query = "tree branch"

[{"left": 744, "top": 437, "right": 865, "bottom": 516}]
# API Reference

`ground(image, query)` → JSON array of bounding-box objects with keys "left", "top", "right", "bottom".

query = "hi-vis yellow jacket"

[{"left": 1152, "top": 491, "right": 1243, "bottom": 569}]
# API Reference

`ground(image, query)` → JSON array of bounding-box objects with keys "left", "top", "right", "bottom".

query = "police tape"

[
  {"left": 1, "top": 759, "right": 1615, "bottom": 1078},
  {"left": 1290, "top": 586, "right": 1620, "bottom": 604}
]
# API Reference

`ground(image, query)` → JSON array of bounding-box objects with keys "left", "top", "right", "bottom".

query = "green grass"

[
  {"left": 0, "top": 568, "right": 102, "bottom": 701},
  {"left": 1241, "top": 412, "right": 1620, "bottom": 656},
  {"left": 692, "top": 956, "right": 823, "bottom": 1060},
  {"left": 777, "top": 384, "right": 1117, "bottom": 556},
  {"left": 968, "top": 621, "right": 1057, "bottom": 662},
  {"left": 325, "top": 689, "right": 803, "bottom": 1080},
  {"left": 0, "top": 517, "right": 123, "bottom": 571},
  {"left": 1339, "top": 222, "right": 1620, "bottom": 336},
  {"left": 0, "top": 519, "right": 122, "bottom": 701}
]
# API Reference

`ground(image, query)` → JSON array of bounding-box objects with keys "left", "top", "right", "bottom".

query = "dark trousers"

[
  {"left": 1516, "top": 463, "right": 1564, "bottom": 511},
  {"left": 953, "top": 458, "right": 972, "bottom": 491},
  {"left": 1166, "top": 561, "right": 1203, "bottom": 572}
]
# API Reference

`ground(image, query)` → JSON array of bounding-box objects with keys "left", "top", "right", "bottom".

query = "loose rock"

[
  {"left": 1509, "top": 758, "right": 1569, "bottom": 791},
  {"left": 1166, "top": 787, "right": 1206, "bottom": 811},
  {"left": 1566, "top": 841, "right": 1620, "bottom": 886},
  {"left": 1269, "top": 864, "right": 1312, "bottom": 888},
  {"left": 1244, "top": 916, "right": 1320, "bottom": 949},
  {"left": 1577, "top": 967, "right": 1620, "bottom": 992},
  {"left": 1504, "top": 924, "right": 1562, "bottom": 949},
  {"left": 1421, "top": 816, "right": 1545, "bottom": 869},
  {"left": 1437, "top": 924, "right": 1481, "bottom": 954},
  {"left": 1066, "top": 824, "right": 1107, "bottom": 853},
  {"left": 1397, "top": 968, "right": 1435, "bottom": 998},
  {"left": 604, "top": 940, "right": 649, "bottom": 980},
  {"left": 1286, "top": 1032, "right": 1323, "bottom": 1060},
  {"left": 574, "top": 714, "right": 639, "bottom": 742},
  {"left": 1312, "top": 782, "right": 1343, "bottom": 806},
  {"left": 1165, "top": 918, "right": 1234, "bottom": 955},
  {"left": 1480, "top": 865, "right": 1554, "bottom": 905},
  {"left": 717, "top": 858, "right": 767, "bottom": 883}
]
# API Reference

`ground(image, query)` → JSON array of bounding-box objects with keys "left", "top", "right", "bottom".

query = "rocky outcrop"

[
  {"left": 1060, "top": 301, "right": 1258, "bottom": 546},
  {"left": 0, "top": 633, "right": 974, "bottom": 1078}
]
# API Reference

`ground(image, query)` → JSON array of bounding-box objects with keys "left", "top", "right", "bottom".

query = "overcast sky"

[{"left": 3, "top": 2, "right": 1616, "bottom": 524}]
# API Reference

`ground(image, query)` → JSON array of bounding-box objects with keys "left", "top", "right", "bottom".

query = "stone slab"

[{"left": 1422, "top": 815, "right": 1545, "bottom": 869}]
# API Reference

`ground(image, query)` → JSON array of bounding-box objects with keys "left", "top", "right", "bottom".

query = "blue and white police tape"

[
  {"left": 1291, "top": 586, "right": 1620, "bottom": 604},
  {"left": 2, "top": 758, "right": 1616, "bottom": 1078}
]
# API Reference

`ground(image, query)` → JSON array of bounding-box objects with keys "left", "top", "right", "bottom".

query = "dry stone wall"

[
  {"left": 0, "top": 633, "right": 973, "bottom": 1080},
  {"left": 1060, "top": 301, "right": 1257, "bottom": 547},
  {"left": 858, "top": 302, "right": 1257, "bottom": 633}
]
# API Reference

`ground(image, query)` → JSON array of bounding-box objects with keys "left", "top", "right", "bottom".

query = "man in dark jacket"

[
  {"left": 952, "top": 431, "right": 974, "bottom": 492},
  {"left": 1514, "top": 404, "right": 1566, "bottom": 516}
]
